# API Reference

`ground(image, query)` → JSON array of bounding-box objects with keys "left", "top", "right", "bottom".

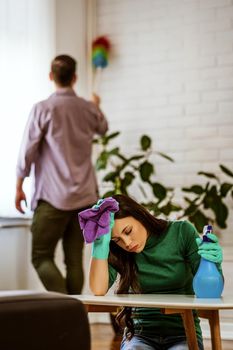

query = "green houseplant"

[
  {"left": 94, "top": 131, "right": 181, "bottom": 216},
  {"left": 180, "top": 165, "right": 233, "bottom": 232},
  {"left": 94, "top": 131, "right": 233, "bottom": 233}
]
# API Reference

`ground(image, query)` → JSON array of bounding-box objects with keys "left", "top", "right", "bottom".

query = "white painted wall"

[{"left": 55, "top": 0, "right": 89, "bottom": 97}]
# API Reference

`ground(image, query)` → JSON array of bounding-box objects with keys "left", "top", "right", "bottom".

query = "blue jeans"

[{"left": 121, "top": 334, "right": 204, "bottom": 350}]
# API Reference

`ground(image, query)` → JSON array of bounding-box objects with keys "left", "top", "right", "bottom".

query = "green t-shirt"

[{"left": 108, "top": 220, "right": 202, "bottom": 340}]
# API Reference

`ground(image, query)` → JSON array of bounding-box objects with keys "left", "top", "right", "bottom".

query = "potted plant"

[{"left": 94, "top": 131, "right": 233, "bottom": 233}]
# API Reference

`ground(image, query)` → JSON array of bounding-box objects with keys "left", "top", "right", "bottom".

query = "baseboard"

[
  {"left": 88, "top": 312, "right": 110, "bottom": 324},
  {"left": 200, "top": 320, "right": 233, "bottom": 340},
  {"left": 88, "top": 314, "right": 233, "bottom": 341}
]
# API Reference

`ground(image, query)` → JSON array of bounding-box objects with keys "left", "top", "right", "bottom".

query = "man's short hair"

[{"left": 51, "top": 55, "right": 77, "bottom": 86}]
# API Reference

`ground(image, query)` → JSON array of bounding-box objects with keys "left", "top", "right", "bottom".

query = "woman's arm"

[
  {"left": 89, "top": 258, "right": 109, "bottom": 295},
  {"left": 78, "top": 206, "right": 117, "bottom": 295},
  {"left": 89, "top": 231, "right": 111, "bottom": 295},
  {"left": 180, "top": 221, "right": 201, "bottom": 275}
]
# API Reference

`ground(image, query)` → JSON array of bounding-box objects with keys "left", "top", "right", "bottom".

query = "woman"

[{"left": 79, "top": 194, "right": 223, "bottom": 350}]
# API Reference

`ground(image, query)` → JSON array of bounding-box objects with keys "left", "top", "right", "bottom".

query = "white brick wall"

[
  {"left": 93, "top": 0, "right": 233, "bottom": 331},
  {"left": 95, "top": 0, "right": 233, "bottom": 235},
  {"left": 92, "top": 0, "right": 233, "bottom": 330}
]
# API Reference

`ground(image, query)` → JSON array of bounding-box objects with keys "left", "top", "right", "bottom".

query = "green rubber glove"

[
  {"left": 92, "top": 212, "right": 115, "bottom": 259},
  {"left": 196, "top": 233, "right": 223, "bottom": 264}
]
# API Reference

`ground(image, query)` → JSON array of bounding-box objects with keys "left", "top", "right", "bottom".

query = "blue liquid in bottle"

[{"left": 193, "top": 225, "right": 224, "bottom": 298}]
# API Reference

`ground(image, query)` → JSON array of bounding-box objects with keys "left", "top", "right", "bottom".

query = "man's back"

[{"left": 17, "top": 88, "right": 108, "bottom": 210}]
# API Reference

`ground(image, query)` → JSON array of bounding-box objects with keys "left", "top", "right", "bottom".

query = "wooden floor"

[{"left": 90, "top": 323, "right": 233, "bottom": 350}]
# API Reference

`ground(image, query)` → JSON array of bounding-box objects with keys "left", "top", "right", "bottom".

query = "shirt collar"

[
  {"left": 144, "top": 221, "right": 171, "bottom": 249},
  {"left": 54, "top": 87, "right": 76, "bottom": 96}
]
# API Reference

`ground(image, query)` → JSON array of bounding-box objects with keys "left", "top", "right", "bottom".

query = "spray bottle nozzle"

[{"left": 202, "top": 225, "right": 213, "bottom": 242}]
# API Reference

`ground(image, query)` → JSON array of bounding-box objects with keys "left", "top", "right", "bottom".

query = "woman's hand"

[
  {"left": 92, "top": 231, "right": 111, "bottom": 259},
  {"left": 92, "top": 212, "right": 114, "bottom": 259},
  {"left": 196, "top": 233, "right": 223, "bottom": 264},
  {"left": 90, "top": 229, "right": 112, "bottom": 295}
]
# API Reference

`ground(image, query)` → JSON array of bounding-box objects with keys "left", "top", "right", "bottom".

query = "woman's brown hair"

[{"left": 108, "top": 194, "right": 168, "bottom": 339}]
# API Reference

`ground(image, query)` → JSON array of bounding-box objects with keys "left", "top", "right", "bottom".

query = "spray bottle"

[{"left": 193, "top": 225, "right": 224, "bottom": 298}]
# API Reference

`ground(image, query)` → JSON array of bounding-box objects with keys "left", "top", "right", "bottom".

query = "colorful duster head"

[{"left": 92, "top": 36, "right": 111, "bottom": 68}]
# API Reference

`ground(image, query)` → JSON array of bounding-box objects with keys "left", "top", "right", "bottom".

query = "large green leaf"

[
  {"left": 220, "top": 164, "right": 233, "bottom": 178},
  {"left": 208, "top": 185, "right": 218, "bottom": 196},
  {"left": 203, "top": 194, "right": 212, "bottom": 209},
  {"left": 198, "top": 171, "right": 219, "bottom": 180},
  {"left": 212, "top": 200, "right": 228, "bottom": 228},
  {"left": 203, "top": 185, "right": 218, "bottom": 209},
  {"left": 140, "top": 135, "right": 151, "bottom": 151},
  {"left": 142, "top": 202, "right": 160, "bottom": 216},
  {"left": 109, "top": 147, "right": 120, "bottom": 155},
  {"left": 220, "top": 183, "right": 233, "bottom": 197},
  {"left": 160, "top": 201, "right": 181, "bottom": 215},
  {"left": 182, "top": 185, "right": 204, "bottom": 194},
  {"left": 103, "top": 171, "right": 119, "bottom": 182},
  {"left": 159, "top": 202, "right": 172, "bottom": 216},
  {"left": 170, "top": 203, "right": 182, "bottom": 212},
  {"left": 139, "top": 161, "right": 154, "bottom": 181},
  {"left": 96, "top": 151, "right": 109, "bottom": 170},
  {"left": 184, "top": 203, "right": 197, "bottom": 216},
  {"left": 189, "top": 211, "right": 209, "bottom": 233},
  {"left": 152, "top": 182, "right": 167, "bottom": 200},
  {"left": 121, "top": 172, "right": 135, "bottom": 187}
]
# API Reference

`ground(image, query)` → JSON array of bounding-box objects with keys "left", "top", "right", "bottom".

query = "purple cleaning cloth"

[{"left": 78, "top": 197, "right": 119, "bottom": 243}]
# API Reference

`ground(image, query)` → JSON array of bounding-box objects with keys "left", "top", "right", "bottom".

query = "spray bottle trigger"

[{"left": 202, "top": 234, "right": 213, "bottom": 243}]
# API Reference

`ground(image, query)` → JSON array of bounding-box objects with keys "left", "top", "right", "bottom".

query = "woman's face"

[{"left": 111, "top": 216, "right": 148, "bottom": 253}]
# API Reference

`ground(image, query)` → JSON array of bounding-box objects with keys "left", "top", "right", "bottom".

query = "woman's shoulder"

[
  {"left": 168, "top": 220, "right": 198, "bottom": 236},
  {"left": 167, "top": 220, "right": 199, "bottom": 251}
]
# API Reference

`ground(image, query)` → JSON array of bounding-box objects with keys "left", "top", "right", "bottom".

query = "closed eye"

[
  {"left": 112, "top": 237, "right": 120, "bottom": 243},
  {"left": 112, "top": 226, "right": 133, "bottom": 243},
  {"left": 125, "top": 227, "right": 132, "bottom": 235}
]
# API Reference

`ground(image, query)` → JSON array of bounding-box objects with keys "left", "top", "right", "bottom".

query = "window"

[{"left": 0, "top": 0, "right": 55, "bottom": 217}]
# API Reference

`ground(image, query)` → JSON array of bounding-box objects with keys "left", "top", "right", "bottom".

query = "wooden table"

[{"left": 74, "top": 294, "right": 233, "bottom": 350}]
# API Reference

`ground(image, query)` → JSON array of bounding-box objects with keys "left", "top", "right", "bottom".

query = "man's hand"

[
  {"left": 91, "top": 93, "right": 101, "bottom": 107},
  {"left": 15, "top": 178, "right": 27, "bottom": 214}
]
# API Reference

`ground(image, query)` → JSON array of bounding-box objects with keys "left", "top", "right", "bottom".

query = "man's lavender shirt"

[{"left": 16, "top": 88, "right": 108, "bottom": 210}]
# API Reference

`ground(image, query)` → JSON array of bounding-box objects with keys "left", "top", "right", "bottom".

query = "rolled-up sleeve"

[
  {"left": 87, "top": 102, "right": 109, "bottom": 136},
  {"left": 16, "top": 104, "right": 45, "bottom": 178}
]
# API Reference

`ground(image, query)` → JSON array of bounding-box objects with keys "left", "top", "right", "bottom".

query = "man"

[{"left": 15, "top": 54, "right": 108, "bottom": 294}]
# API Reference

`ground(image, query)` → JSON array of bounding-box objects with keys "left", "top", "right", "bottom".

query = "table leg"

[
  {"left": 181, "top": 310, "right": 199, "bottom": 350},
  {"left": 209, "top": 310, "right": 222, "bottom": 350},
  {"left": 161, "top": 308, "right": 199, "bottom": 350},
  {"left": 198, "top": 310, "right": 222, "bottom": 350}
]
